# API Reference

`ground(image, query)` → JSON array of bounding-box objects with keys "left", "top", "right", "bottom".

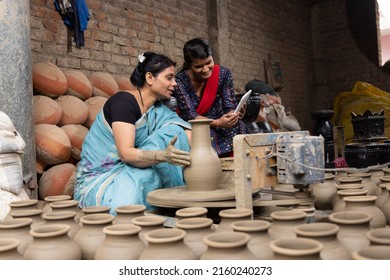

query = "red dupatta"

[{"left": 196, "top": 64, "right": 220, "bottom": 115}]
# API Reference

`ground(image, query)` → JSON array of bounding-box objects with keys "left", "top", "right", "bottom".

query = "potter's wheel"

[{"left": 147, "top": 183, "right": 260, "bottom": 208}]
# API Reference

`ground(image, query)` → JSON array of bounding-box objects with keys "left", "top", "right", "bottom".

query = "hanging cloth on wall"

[{"left": 53, "top": 0, "right": 90, "bottom": 47}]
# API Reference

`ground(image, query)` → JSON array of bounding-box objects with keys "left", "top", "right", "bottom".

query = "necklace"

[{"left": 137, "top": 88, "right": 157, "bottom": 135}]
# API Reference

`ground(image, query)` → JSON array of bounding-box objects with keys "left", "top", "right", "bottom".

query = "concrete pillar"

[
  {"left": 0, "top": 0, "right": 37, "bottom": 197},
  {"left": 207, "top": 0, "right": 229, "bottom": 66}
]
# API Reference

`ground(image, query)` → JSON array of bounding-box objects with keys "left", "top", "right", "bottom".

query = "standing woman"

[
  {"left": 173, "top": 38, "right": 247, "bottom": 157},
  {"left": 74, "top": 52, "right": 192, "bottom": 213}
]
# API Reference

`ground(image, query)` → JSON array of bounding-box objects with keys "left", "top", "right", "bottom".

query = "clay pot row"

[{"left": 32, "top": 61, "right": 134, "bottom": 100}]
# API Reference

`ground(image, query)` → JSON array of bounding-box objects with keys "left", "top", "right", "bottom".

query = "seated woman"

[
  {"left": 173, "top": 38, "right": 247, "bottom": 158},
  {"left": 74, "top": 52, "right": 192, "bottom": 213}
]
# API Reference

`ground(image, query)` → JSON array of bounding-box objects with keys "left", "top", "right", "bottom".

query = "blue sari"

[{"left": 74, "top": 102, "right": 191, "bottom": 213}]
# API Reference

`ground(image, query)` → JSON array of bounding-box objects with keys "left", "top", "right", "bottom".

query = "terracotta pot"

[
  {"left": 38, "top": 163, "right": 76, "bottom": 200},
  {"left": 24, "top": 224, "right": 81, "bottom": 260},
  {"left": 33, "top": 95, "right": 62, "bottom": 125},
  {"left": 42, "top": 211, "right": 80, "bottom": 239},
  {"left": 352, "top": 245, "right": 390, "bottom": 260},
  {"left": 216, "top": 208, "right": 253, "bottom": 232},
  {"left": 328, "top": 211, "right": 371, "bottom": 253},
  {"left": 176, "top": 217, "right": 214, "bottom": 259},
  {"left": 0, "top": 218, "right": 33, "bottom": 255},
  {"left": 113, "top": 205, "right": 146, "bottom": 225},
  {"left": 55, "top": 95, "right": 89, "bottom": 126},
  {"left": 63, "top": 69, "right": 93, "bottom": 100},
  {"left": 131, "top": 215, "right": 165, "bottom": 244},
  {"left": 74, "top": 213, "right": 115, "bottom": 260},
  {"left": 311, "top": 173, "right": 337, "bottom": 210},
  {"left": 231, "top": 219, "right": 273, "bottom": 259},
  {"left": 34, "top": 124, "right": 71, "bottom": 165},
  {"left": 49, "top": 200, "right": 82, "bottom": 223},
  {"left": 333, "top": 189, "right": 368, "bottom": 212},
  {"left": 348, "top": 172, "right": 377, "bottom": 195},
  {"left": 184, "top": 119, "right": 222, "bottom": 192},
  {"left": 139, "top": 228, "right": 196, "bottom": 260},
  {"left": 88, "top": 72, "right": 119, "bottom": 98},
  {"left": 295, "top": 222, "right": 350, "bottom": 260},
  {"left": 343, "top": 195, "right": 386, "bottom": 228},
  {"left": 270, "top": 238, "right": 323, "bottom": 260},
  {"left": 201, "top": 232, "right": 255, "bottom": 260},
  {"left": 60, "top": 124, "right": 89, "bottom": 161},
  {"left": 366, "top": 227, "right": 390, "bottom": 245},
  {"left": 32, "top": 61, "right": 68, "bottom": 98},
  {"left": 0, "top": 238, "right": 24, "bottom": 260},
  {"left": 83, "top": 96, "right": 108, "bottom": 128},
  {"left": 10, "top": 209, "right": 44, "bottom": 229},
  {"left": 268, "top": 210, "right": 307, "bottom": 240},
  {"left": 95, "top": 224, "right": 145, "bottom": 260},
  {"left": 115, "top": 76, "right": 135, "bottom": 91},
  {"left": 175, "top": 207, "right": 208, "bottom": 220}
]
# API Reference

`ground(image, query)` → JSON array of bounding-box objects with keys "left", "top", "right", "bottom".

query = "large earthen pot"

[
  {"left": 34, "top": 124, "right": 72, "bottom": 165},
  {"left": 83, "top": 96, "right": 108, "bottom": 128},
  {"left": 88, "top": 72, "right": 119, "bottom": 98},
  {"left": 38, "top": 163, "right": 76, "bottom": 200},
  {"left": 55, "top": 95, "right": 89, "bottom": 126},
  {"left": 60, "top": 124, "right": 89, "bottom": 161},
  {"left": 63, "top": 69, "right": 93, "bottom": 100},
  {"left": 115, "top": 76, "right": 135, "bottom": 91},
  {"left": 33, "top": 95, "right": 63, "bottom": 125},
  {"left": 32, "top": 61, "right": 68, "bottom": 98}
]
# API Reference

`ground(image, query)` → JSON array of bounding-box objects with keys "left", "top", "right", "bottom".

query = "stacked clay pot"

[{"left": 32, "top": 61, "right": 130, "bottom": 200}]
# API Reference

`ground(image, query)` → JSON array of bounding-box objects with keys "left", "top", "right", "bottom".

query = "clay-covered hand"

[{"left": 155, "top": 136, "right": 191, "bottom": 166}]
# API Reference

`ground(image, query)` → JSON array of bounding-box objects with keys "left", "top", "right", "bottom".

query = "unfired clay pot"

[
  {"left": 231, "top": 220, "right": 273, "bottom": 260},
  {"left": 0, "top": 218, "right": 33, "bottom": 255},
  {"left": 216, "top": 208, "right": 253, "bottom": 232},
  {"left": 378, "top": 185, "right": 390, "bottom": 225},
  {"left": 294, "top": 222, "right": 350, "bottom": 260},
  {"left": 42, "top": 210, "right": 80, "bottom": 239},
  {"left": 343, "top": 195, "right": 386, "bottom": 228},
  {"left": 139, "top": 228, "right": 196, "bottom": 260},
  {"left": 201, "top": 231, "right": 255, "bottom": 260},
  {"left": 24, "top": 224, "right": 81, "bottom": 260},
  {"left": 332, "top": 189, "right": 368, "bottom": 213},
  {"left": 328, "top": 211, "right": 371, "bottom": 253},
  {"left": 376, "top": 183, "right": 389, "bottom": 211},
  {"left": 95, "top": 224, "right": 145, "bottom": 260},
  {"left": 270, "top": 238, "right": 323, "bottom": 260},
  {"left": 352, "top": 245, "right": 390, "bottom": 260},
  {"left": 176, "top": 217, "right": 214, "bottom": 259},
  {"left": 10, "top": 209, "right": 44, "bottom": 229},
  {"left": 366, "top": 227, "right": 390, "bottom": 245},
  {"left": 311, "top": 173, "right": 337, "bottom": 210},
  {"left": 132, "top": 215, "right": 165, "bottom": 244},
  {"left": 6, "top": 199, "right": 39, "bottom": 220},
  {"left": 175, "top": 207, "right": 208, "bottom": 220},
  {"left": 74, "top": 213, "right": 115, "bottom": 260},
  {"left": 0, "top": 238, "right": 24, "bottom": 260},
  {"left": 268, "top": 210, "right": 307, "bottom": 240},
  {"left": 184, "top": 119, "right": 222, "bottom": 192},
  {"left": 49, "top": 200, "right": 82, "bottom": 223},
  {"left": 348, "top": 172, "right": 377, "bottom": 195},
  {"left": 113, "top": 204, "right": 146, "bottom": 225},
  {"left": 42, "top": 195, "right": 72, "bottom": 215}
]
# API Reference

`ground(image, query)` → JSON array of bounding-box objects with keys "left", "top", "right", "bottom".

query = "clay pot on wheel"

[{"left": 184, "top": 119, "right": 222, "bottom": 191}]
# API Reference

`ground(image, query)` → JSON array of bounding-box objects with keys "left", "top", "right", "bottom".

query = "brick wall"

[{"left": 29, "top": 0, "right": 390, "bottom": 131}]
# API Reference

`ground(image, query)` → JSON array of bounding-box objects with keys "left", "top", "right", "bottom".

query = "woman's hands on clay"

[{"left": 155, "top": 136, "right": 191, "bottom": 166}]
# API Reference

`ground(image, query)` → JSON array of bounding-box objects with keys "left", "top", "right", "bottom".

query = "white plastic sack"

[
  {"left": 0, "top": 188, "right": 30, "bottom": 222},
  {"left": 0, "top": 111, "right": 26, "bottom": 154},
  {"left": 0, "top": 153, "right": 24, "bottom": 195}
]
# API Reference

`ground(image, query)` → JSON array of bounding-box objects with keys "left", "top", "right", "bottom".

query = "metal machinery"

[{"left": 147, "top": 130, "right": 325, "bottom": 215}]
